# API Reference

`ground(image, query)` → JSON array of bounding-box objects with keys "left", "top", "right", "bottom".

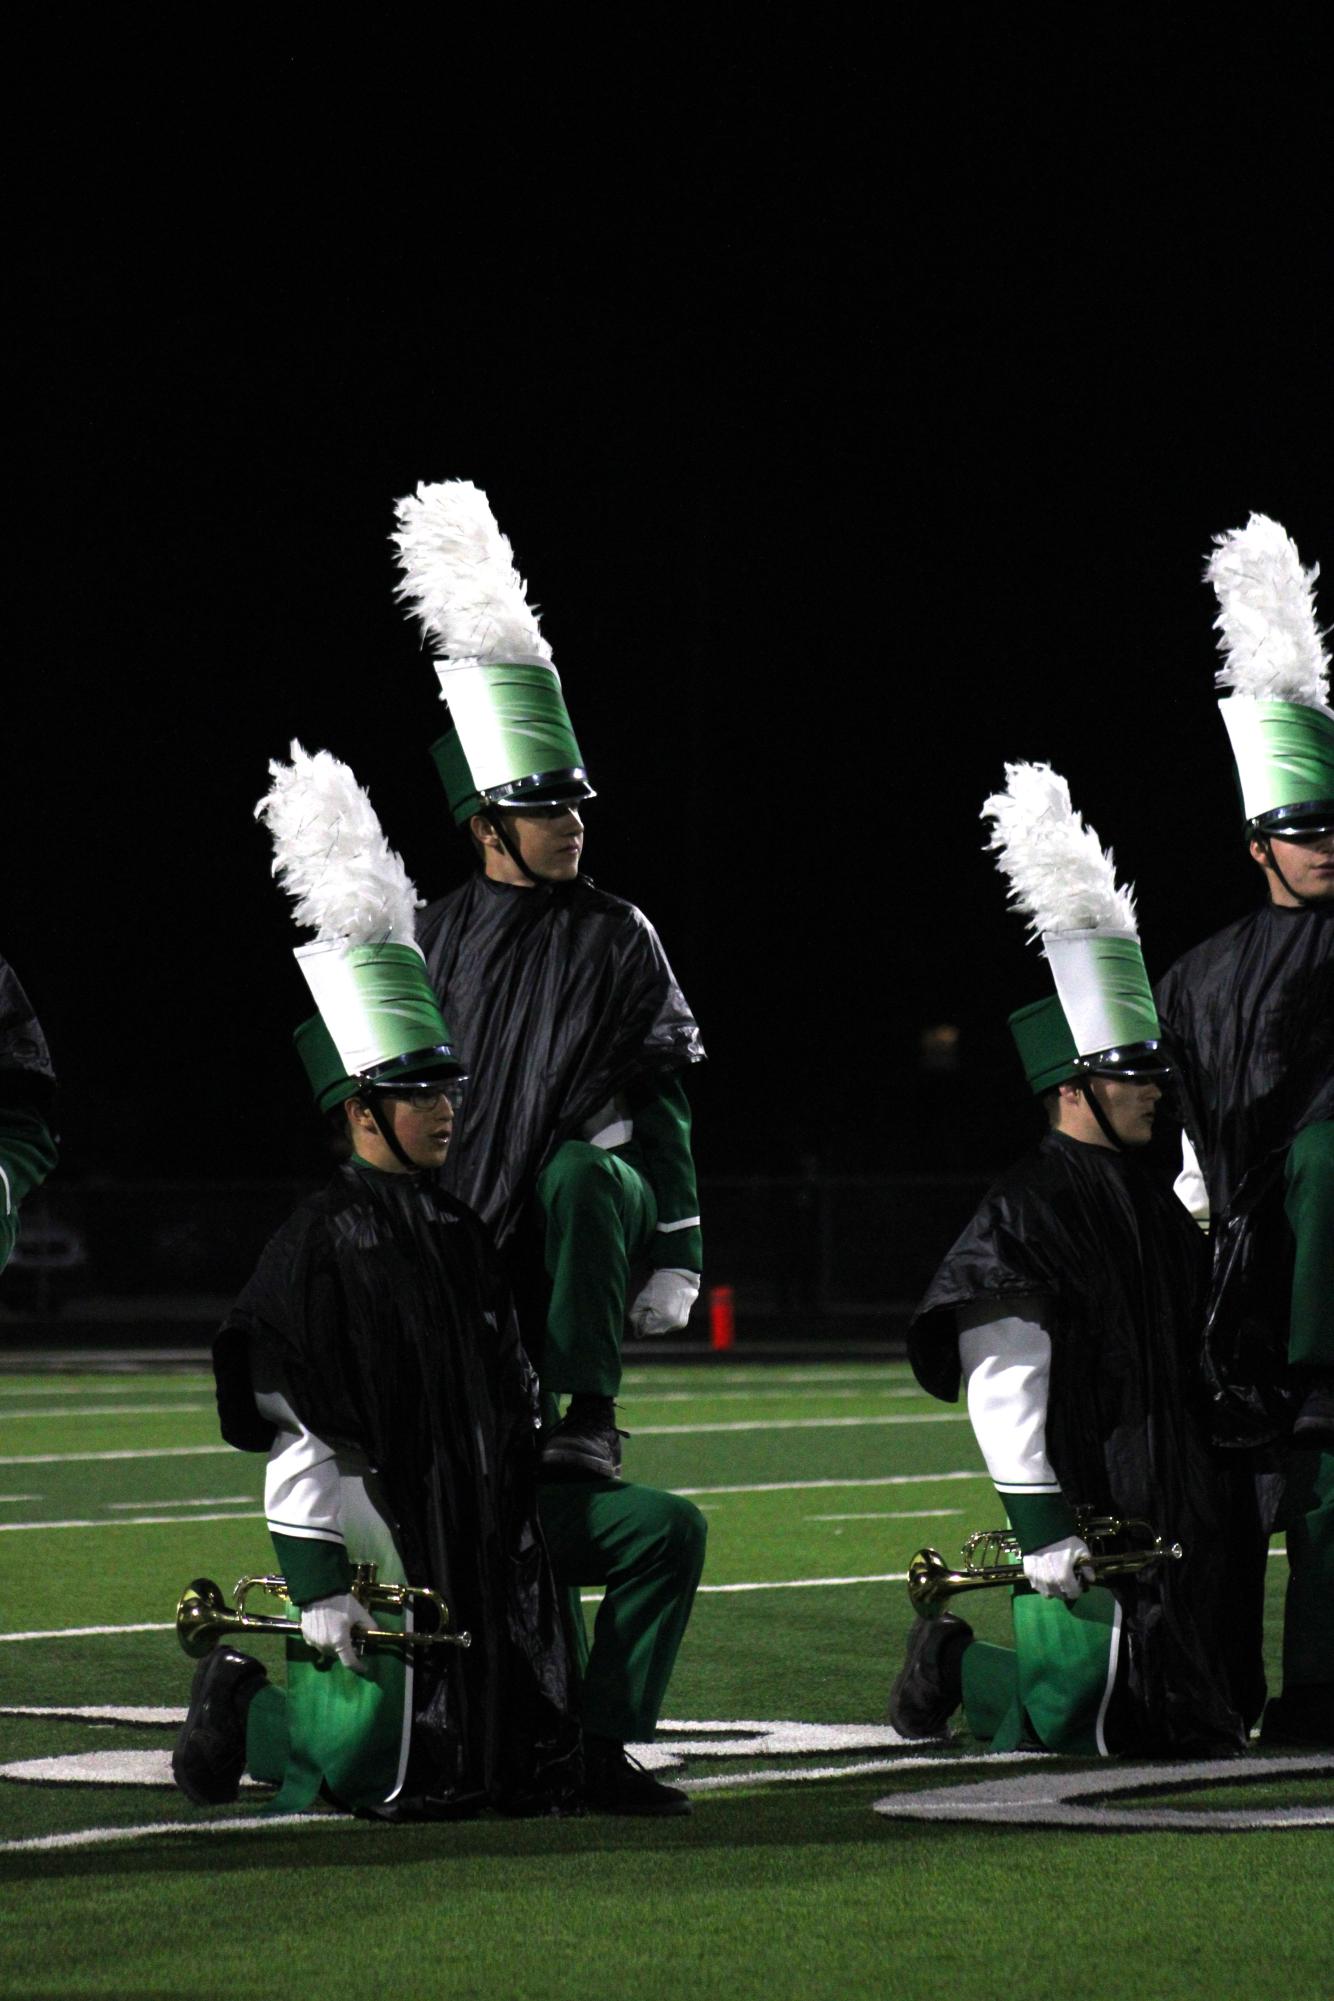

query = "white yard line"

[
  {"left": 0, "top": 1445, "right": 234, "bottom": 1467},
  {"left": 0, "top": 1509, "right": 262, "bottom": 1534},
  {"left": 0, "top": 1622, "right": 171, "bottom": 1643},
  {"left": 633, "top": 1414, "right": 968, "bottom": 1435},
  {"left": 0, "top": 1403, "right": 214, "bottom": 1421},
  {"left": 0, "top": 1813, "right": 355, "bottom": 1855},
  {"left": 622, "top": 1366, "right": 915, "bottom": 1385},
  {"left": 808, "top": 1509, "right": 963, "bottom": 1522},
  {"left": 0, "top": 1493, "right": 41, "bottom": 1503},
  {"left": 622, "top": 1386, "right": 932, "bottom": 1406},
  {"left": 677, "top": 1471, "right": 983, "bottom": 1496},
  {"left": 106, "top": 1497, "right": 253, "bottom": 1510}
]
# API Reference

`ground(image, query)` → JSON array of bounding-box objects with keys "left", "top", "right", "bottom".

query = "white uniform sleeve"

[
  {"left": 1172, "top": 1130, "right": 1211, "bottom": 1229},
  {"left": 956, "top": 1293, "right": 1062, "bottom": 1504},
  {"left": 253, "top": 1372, "right": 348, "bottom": 1551}
]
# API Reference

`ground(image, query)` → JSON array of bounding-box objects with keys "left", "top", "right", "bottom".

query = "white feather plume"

[
  {"left": 981, "top": 761, "right": 1138, "bottom": 943},
  {"left": 1206, "top": 512, "right": 1333, "bottom": 713},
  {"left": 390, "top": 479, "right": 552, "bottom": 671},
  {"left": 254, "top": 742, "right": 422, "bottom": 947}
]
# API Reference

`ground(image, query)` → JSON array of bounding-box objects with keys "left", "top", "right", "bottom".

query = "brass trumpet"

[
  {"left": 175, "top": 1563, "right": 472, "bottom": 1659},
  {"left": 907, "top": 1514, "right": 1183, "bottom": 1613}
]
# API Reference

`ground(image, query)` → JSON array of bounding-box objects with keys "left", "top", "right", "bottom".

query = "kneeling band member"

[{"left": 890, "top": 765, "right": 1258, "bottom": 1757}]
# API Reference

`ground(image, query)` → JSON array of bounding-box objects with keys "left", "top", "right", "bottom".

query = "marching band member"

[
  {"left": 1155, "top": 514, "right": 1334, "bottom": 1747},
  {"left": 393, "top": 481, "right": 706, "bottom": 1483},
  {"left": 890, "top": 765, "right": 1257, "bottom": 1756}
]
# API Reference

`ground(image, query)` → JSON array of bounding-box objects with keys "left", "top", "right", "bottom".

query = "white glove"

[
  {"left": 628, "top": 1267, "right": 701, "bottom": 1337},
  {"left": 300, "top": 1592, "right": 369, "bottom": 1672},
  {"left": 1022, "top": 1535, "right": 1094, "bottom": 1602}
]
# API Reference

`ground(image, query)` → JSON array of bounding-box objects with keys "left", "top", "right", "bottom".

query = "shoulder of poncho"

[{"left": 1157, "top": 905, "right": 1291, "bottom": 1004}]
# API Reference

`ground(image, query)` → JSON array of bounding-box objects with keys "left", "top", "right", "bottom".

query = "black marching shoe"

[
  {"left": 1292, "top": 1375, "right": 1334, "bottom": 1450},
  {"left": 582, "top": 1736, "right": 691, "bottom": 1817},
  {"left": 539, "top": 1402, "right": 627, "bottom": 1481},
  {"left": 887, "top": 1611, "right": 973, "bottom": 1739},
  {"left": 172, "top": 1646, "right": 268, "bottom": 1804}
]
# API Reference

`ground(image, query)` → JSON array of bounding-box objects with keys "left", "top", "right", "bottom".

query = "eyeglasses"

[{"left": 381, "top": 1083, "right": 466, "bottom": 1112}]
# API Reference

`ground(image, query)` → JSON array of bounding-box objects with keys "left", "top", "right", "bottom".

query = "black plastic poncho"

[
  {"left": 418, "top": 874, "right": 704, "bottom": 1250},
  {"left": 1156, "top": 902, "right": 1333, "bottom": 1442},
  {"left": 911, "top": 1130, "right": 1259, "bottom": 1753},
  {"left": 0, "top": 954, "right": 56, "bottom": 1106},
  {"left": 213, "top": 1162, "right": 580, "bottom": 1816}
]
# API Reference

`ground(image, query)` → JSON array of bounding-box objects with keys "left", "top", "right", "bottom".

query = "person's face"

[
  {"left": 1087, "top": 1074, "right": 1163, "bottom": 1147},
  {"left": 1250, "top": 829, "right": 1334, "bottom": 906},
  {"left": 474, "top": 803, "right": 585, "bottom": 885},
  {"left": 348, "top": 1088, "right": 455, "bottom": 1172}
]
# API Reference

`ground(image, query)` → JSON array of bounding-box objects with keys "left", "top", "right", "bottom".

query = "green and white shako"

[
  {"left": 981, "top": 762, "right": 1168, "bottom": 1093},
  {"left": 293, "top": 942, "right": 462, "bottom": 1112},
  {"left": 1208, "top": 513, "right": 1334, "bottom": 839},
  {"left": 391, "top": 479, "right": 596, "bottom": 825}
]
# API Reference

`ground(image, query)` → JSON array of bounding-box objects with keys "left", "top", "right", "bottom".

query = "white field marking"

[
  {"left": 580, "top": 1572, "right": 907, "bottom": 1604},
  {"left": 0, "top": 1508, "right": 262, "bottom": 1534},
  {"left": 681, "top": 1753, "right": 1034, "bottom": 1794},
  {"left": 0, "top": 1402, "right": 214, "bottom": 1421},
  {"left": 0, "top": 1813, "right": 353, "bottom": 1855},
  {"left": 622, "top": 1386, "right": 932, "bottom": 1406},
  {"left": 871, "top": 1754, "right": 1334, "bottom": 1830},
  {"left": 676, "top": 1471, "right": 983, "bottom": 1497},
  {"left": 0, "top": 1494, "right": 41, "bottom": 1503},
  {"left": 0, "top": 1445, "right": 233, "bottom": 1467},
  {"left": 632, "top": 1414, "right": 968, "bottom": 1436},
  {"left": 0, "top": 1379, "right": 210, "bottom": 1396},
  {"left": 0, "top": 1705, "right": 182, "bottom": 1724},
  {"left": 0, "top": 1750, "right": 272, "bottom": 1788},
  {"left": 808, "top": 1509, "right": 963, "bottom": 1523},
  {"left": 0, "top": 1624, "right": 170, "bottom": 1643},
  {"left": 106, "top": 1496, "right": 254, "bottom": 1510},
  {"left": 620, "top": 1367, "right": 915, "bottom": 1386}
]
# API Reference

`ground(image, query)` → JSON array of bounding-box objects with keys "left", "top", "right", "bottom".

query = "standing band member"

[
  {"left": 891, "top": 764, "right": 1256, "bottom": 1756},
  {"left": 0, "top": 951, "right": 57, "bottom": 1274},
  {"left": 392, "top": 481, "right": 705, "bottom": 1481},
  {"left": 1155, "top": 514, "right": 1334, "bottom": 1748}
]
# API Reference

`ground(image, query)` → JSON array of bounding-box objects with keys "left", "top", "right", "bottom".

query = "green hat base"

[
  {"left": 430, "top": 729, "right": 594, "bottom": 826},
  {"left": 1008, "top": 996, "right": 1081, "bottom": 1095},
  {"left": 295, "top": 1015, "right": 463, "bottom": 1114}
]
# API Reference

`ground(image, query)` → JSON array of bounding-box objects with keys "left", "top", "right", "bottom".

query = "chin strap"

[
  {"left": 482, "top": 807, "right": 543, "bottom": 886},
  {"left": 362, "top": 1087, "right": 417, "bottom": 1171},
  {"left": 1256, "top": 834, "right": 1318, "bottom": 907},
  {"left": 1079, "top": 1076, "right": 1126, "bottom": 1151}
]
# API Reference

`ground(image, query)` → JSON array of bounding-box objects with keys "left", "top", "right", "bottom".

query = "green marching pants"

[
  {"left": 243, "top": 1502, "right": 412, "bottom": 1813},
  {"left": 539, "top": 1478, "right": 707, "bottom": 1743},
  {"left": 960, "top": 1586, "right": 1122, "bottom": 1756},
  {"left": 535, "top": 1141, "right": 658, "bottom": 1397}
]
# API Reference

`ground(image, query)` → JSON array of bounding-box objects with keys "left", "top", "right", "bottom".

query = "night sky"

[{"left": 9, "top": 28, "right": 1330, "bottom": 1185}]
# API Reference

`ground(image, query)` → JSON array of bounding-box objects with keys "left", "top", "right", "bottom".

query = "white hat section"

[
  {"left": 434, "top": 659, "right": 560, "bottom": 793},
  {"left": 1042, "top": 931, "right": 1154, "bottom": 1059},
  {"left": 294, "top": 939, "right": 427, "bottom": 1077}
]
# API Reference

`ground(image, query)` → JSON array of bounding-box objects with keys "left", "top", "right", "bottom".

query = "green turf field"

[{"left": 1, "top": 1361, "right": 1330, "bottom": 2001}]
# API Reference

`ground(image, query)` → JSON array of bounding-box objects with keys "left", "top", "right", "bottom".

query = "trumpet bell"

[{"left": 176, "top": 1577, "right": 226, "bottom": 1659}]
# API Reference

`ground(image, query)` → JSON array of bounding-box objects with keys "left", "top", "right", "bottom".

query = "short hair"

[{"left": 324, "top": 1098, "right": 360, "bottom": 1160}]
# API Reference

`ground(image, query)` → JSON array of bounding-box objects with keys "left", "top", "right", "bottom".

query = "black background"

[{"left": 8, "top": 20, "right": 1330, "bottom": 1183}]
